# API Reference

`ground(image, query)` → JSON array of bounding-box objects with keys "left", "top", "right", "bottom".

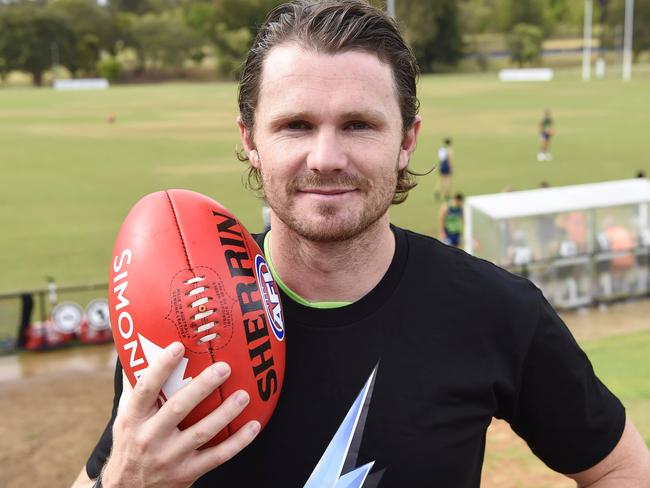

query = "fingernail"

[
  {"left": 249, "top": 421, "right": 261, "bottom": 434},
  {"left": 236, "top": 391, "right": 249, "bottom": 406},
  {"left": 169, "top": 342, "right": 183, "bottom": 356},
  {"left": 214, "top": 362, "right": 230, "bottom": 378}
]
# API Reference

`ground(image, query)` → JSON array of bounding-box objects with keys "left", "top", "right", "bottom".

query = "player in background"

[
  {"left": 434, "top": 137, "right": 453, "bottom": 201},
  {"left": 537, "top": 109, "right": 554, "bottom": 161},
  {"left": 439, "top": 192, "right": 464, "bottom": 247},
  {"left": 72, "top": 2, "right": 650, "bottom": 487}
]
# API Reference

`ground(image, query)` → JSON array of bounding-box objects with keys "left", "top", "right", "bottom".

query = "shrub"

[{"left": 97, "top": 57, "right": 122, "bottom": 83}]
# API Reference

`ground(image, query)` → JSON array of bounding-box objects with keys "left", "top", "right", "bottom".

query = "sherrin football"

[{"left": 109, "top": 189, "right": 285, "bottom": 447}]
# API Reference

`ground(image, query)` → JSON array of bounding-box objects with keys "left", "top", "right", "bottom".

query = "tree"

[
  {"left": 132, "top": 10, "right": 203, "bottom": 72},
  {"left": 183, "top": 0, "right": 284, "bottom": 78},
  {"left": 0, "top": 56, "right": 8, "bottom": 84},
  {"left": 110, "top": 0, "right": 153, "bottom": 15},
  {"left": 459, "top": 0, "right": 498, "bottom": 35},
  {"left": 506, "top": 22, "right": 543, "bottom": 66},
  {"left": 397, "top": 0, "right": 464, "bottom": 72},
  {"left": 104, "top": 11, "right": 139, "bottom": 57},
  {"left": 497, "top": 0, "right": 552, "bottom": 35},
  {"left": 46, "top": 0, "right": 109, "bottom": 75},
  {"left": 0, "top": 5, "right": 76, "bottom": 85},
  {"left": 506, "top": 0, "right": 546, "bottom": 27},
  {"left": 97, "top": 56, "right": 122, "bottom": 82}
]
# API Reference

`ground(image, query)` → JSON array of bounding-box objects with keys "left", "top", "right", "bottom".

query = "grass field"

[
  {"left": 1, "top": 66, "right": 650, "bottom": 292},
  {"left": 584, "top": 331, "right": 650, "bottom": 447}
]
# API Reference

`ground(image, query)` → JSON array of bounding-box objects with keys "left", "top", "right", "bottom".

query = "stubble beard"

[{"left": 262, "top": 167, "right": 399, "bottom": 243}]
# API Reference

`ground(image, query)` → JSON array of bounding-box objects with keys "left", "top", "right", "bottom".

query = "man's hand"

[{"left": 101, "top": 341, "right": 261, "bottom": 488}]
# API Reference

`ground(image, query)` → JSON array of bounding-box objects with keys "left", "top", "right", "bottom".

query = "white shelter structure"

[{"left": 465, "top": 179, "right": 650, "bottom": 308}]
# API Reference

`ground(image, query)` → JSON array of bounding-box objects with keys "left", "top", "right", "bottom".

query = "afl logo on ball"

[{"left": 255, "top": 254, "right": 284, "bottom": 341}]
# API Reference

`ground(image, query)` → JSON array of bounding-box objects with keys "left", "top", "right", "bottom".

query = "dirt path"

[{"left": 1, "top": 299, "right": 649, "bottom": 488}]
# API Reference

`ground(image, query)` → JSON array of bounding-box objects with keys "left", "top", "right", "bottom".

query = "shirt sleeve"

[
  {"left": 85, "top": 359, "right": 124, "bottom": 479},
  {"left": 508, "top": 295, "right": 626, "bottom": 474}
]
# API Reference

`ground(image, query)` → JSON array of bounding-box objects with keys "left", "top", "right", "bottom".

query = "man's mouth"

[{"left": 298, "top": 188, "right": 357, "bottom": 195}]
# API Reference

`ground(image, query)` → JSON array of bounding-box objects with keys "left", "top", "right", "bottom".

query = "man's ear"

[
  {"left": 398, "top": 116, "right": 422, "bottom": 171},
  {"left": 237, "top": 116, "right": 259, "bottom": 168},
  {"left": 249, "top": 149, "right": 260, "bottom": 167}
]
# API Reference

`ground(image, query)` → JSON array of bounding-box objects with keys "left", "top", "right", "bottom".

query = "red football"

[{"left": 108, "top": 189, "right": 285, "bottom": 447}]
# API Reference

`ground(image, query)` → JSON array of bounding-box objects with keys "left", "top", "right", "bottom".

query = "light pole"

[
  {"left": 622, "top": 0, "right": 634, "bottom": 81},
  {"left": 387, "top": 0, "right": 395, "bottom": 18},
  {"left": 582, "top": 0, "right": 593, "bottom": 81}
]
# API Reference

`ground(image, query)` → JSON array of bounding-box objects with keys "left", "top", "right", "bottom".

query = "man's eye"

[
  {"left": 347, "top": 121, "right": 370, "bottom": 130},
  {"left": 287, "top": 121, "right": 310, "bottom": 130}
]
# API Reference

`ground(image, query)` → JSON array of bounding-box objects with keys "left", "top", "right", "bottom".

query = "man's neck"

[{"left": 267, "top": 214, "right": 395, "bottom": 303}]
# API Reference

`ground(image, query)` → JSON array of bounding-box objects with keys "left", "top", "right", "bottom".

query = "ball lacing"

[{"left": 184, "top": 276, "right": 220, "bottom": 344}]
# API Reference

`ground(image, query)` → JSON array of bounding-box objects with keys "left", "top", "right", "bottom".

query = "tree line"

[{"left": 0, "top": 0, "right": 648, "bottom": 86}]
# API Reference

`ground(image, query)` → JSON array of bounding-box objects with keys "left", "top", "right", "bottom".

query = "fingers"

[
  {"left": 124, "top": 341, "right": 185, "bottom": 420},
  {"left": 117, "top": 370, "right": 133, "bottom": 415},
  {"left": 104, "top": 343, "right": 259, "bottom": 488},
  {"left": 152, "top": 361, "right": 232, "bottom": 433},
  {"left": 189, "top": 420, "right": 261, "bottom": 476},
  {"left": 172, "top": 388, "right": 251, "bottom": 454}
]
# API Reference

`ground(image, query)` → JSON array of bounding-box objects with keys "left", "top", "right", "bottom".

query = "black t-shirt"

[{"left": 87, "top": 226, "right": 625, "bottom": 487}]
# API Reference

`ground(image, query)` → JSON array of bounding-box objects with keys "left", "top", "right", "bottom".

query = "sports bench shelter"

[{"left": 464, "top": 179, "right": 650, "bottom": 309}]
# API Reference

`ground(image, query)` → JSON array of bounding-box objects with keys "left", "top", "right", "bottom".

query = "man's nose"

[{"left": 306, "top": 128, "right": 348, "bottom": 172}]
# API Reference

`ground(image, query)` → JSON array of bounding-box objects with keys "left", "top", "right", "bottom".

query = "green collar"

[{"left": 263, "top": 232, "right": 351, "bottom": 309}]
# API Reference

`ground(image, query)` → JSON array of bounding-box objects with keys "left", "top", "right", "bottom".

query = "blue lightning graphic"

[{"left": 304, "top": 366, "right": 380, "bottom": 488}]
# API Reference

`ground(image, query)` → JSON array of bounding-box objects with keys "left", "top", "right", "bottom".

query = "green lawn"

[
  {"left": 3, "top": 67, "right": 650, "bottom": 338},
  {"left": 1, "top": 67, "right": 650, "bottom": 291},
  {"left": 583, "top": 331, "right": 650, "bottom": 448}
]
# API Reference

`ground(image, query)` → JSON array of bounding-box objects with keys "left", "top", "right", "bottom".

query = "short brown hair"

[{"left": 238, "top": 0, "right": 421, "bottom": 204}]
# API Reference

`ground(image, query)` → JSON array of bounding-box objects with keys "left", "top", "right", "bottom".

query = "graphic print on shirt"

[
  {"left": 303, "top": 366, "right": 384, "bottom": 488},
  {"left": 139, "top": 333, "right": 192, "bottom": 401}
]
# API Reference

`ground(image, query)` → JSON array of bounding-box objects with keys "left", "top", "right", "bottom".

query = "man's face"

[{"left": 239, "top": 43, "right": 420, "bottom": 242}]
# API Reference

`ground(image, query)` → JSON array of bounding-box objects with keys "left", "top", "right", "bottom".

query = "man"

[
  {"left": 434, "top": 137, "right": 453, "bottom": 201},
  {"left": 73, "top": 1, "right": 650, "bottom": 487},
  {"left": 537, "top": 109, "right": 554, "bottom": 161},
  {"left": 439, "top": 192, "right": 463, "bottom": 247}
]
